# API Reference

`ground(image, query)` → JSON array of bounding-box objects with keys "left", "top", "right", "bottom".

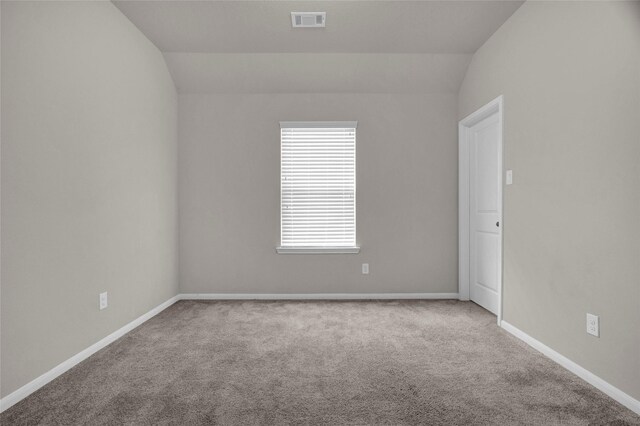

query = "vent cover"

[{"left": 291, "top": 12, "right": 326, "bottom": 28}]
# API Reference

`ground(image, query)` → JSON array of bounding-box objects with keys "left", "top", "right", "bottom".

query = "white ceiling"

[
  {"left": 114, "top": 1, "right": 524, "bottom": 54},
  {"left": 164, "top": 53, "right": 471, "bottom": 93},
  {"left": 114, "top": 1, "right": 524, "bottom": 93}
]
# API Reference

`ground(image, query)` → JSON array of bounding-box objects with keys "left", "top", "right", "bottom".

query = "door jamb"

[{"left": 458, "top": 95, "right": 504, "bottom": 324}]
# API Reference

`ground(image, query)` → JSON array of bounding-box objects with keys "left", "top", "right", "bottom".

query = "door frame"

[{"left": 458, "top": 95, "right": 504, "bottom": 324}]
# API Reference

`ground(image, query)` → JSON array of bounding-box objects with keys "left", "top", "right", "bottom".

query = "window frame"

[{"left": 277, "top": 121, "right": 359, "bottom": 254}]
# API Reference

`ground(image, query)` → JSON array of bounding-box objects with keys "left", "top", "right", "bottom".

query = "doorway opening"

[{"left": 458, "top": 96, "right": 504, "bottom": 324}]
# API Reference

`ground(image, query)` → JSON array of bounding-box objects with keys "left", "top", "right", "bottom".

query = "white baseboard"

[
  {"left": 500, "top": 320, "right": 640, "bottom": 416},
  {"left": 0, "top": 295, "right": 181, "bottom": 414},
  {"left": 180, "top": 292, "right": 460, "bottom": 300}
]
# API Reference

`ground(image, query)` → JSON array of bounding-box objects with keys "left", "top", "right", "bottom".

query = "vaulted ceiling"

[{"left": 114, "top": 1, "right": 524, "bottom": 93}]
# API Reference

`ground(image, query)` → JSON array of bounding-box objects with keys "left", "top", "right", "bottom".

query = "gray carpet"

[{"left": 2, "top": 300, "right": 639, "bottom": 425}]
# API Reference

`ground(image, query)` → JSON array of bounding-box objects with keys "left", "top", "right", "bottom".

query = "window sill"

[{"left": 276, "top": 247, "right": 360, "bottom": 255}]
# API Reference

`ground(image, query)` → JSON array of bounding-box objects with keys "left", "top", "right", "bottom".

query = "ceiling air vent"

[{"left": 291, "top": 12, "right": 326, "bottom": 28}]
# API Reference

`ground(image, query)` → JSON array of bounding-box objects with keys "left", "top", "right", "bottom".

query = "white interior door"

[{"left": 469, "top": 112, "right": 501, "bottom": 315}]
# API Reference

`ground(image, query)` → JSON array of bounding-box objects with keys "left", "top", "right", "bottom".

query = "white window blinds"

[{"left": 279, "top": 122, "right": 357, "bottom": 252}]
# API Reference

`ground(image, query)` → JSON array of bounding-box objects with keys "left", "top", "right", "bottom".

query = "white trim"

[
  {"left": 280, "top": 121, "right": 357, "bottom": 128},
  {"left": 181, "top": 293, "right": 459, "bottom": 301},
  {"left": 276, "top": 246, "right": 360, "bottom": 254},
  {"left": 0, "top": 295, "right": 181, "bottom": 413},
  {"left": 458, "top": 95, "right": 504, "bottom": 324},
  {"left": 500, "top": 320, "right": 640, "bottom": 416}
]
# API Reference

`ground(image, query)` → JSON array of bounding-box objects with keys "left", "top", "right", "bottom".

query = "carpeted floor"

[{"left": 2, "top": 300, "right": 639, "bottom": 425}]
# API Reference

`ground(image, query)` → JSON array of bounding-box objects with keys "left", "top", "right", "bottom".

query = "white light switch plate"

[
  {"left": 586, "top": 313, "right": 599, "bottom": 337},
  {"left": 99, "top": 292, "right": 108, "bottom": 310},
  {"left": 362, "top": 263, "right": 369, "bottom": 274},
  {"left": 506, "top": 170, "right": 513, "bottom": 185}
]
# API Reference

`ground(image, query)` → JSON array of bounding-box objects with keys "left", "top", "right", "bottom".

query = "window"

[{"left": 277, "top": 122, "right": 359, "bottom": 254}]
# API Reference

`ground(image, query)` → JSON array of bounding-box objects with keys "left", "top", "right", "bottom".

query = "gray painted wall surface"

[
  {"left": 179, "top": 94, "right": 458, "bottom": 295},
  {"left": 458, "top": 1, "right": 640, "bottom": 400},
  {"left": 1, "top": 1, "right": 178, "bottom": 397}
]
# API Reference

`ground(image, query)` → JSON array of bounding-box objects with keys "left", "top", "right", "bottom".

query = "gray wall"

[
  {"left": 1, "top": 2, "right": 178, "bottom": 397},
  {"left": 459, "top": 1, "right": 640, "bottom": 400},
  {"left": 179, "top": 94, "right": 458, "bottom": 295}
]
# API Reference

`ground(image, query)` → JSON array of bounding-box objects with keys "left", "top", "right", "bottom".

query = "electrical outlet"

[
  {"left": 506, "top": 170, "right": 513, "bottom": 185},
  {"left": 362, "top": 263, "right": 369, "bottom": 274},
  {"left": 586, "top": 313, "right": 599, "bottom": 337},
  {"left": 99, "top": 292, "right": 108, "bottom": 310}
]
